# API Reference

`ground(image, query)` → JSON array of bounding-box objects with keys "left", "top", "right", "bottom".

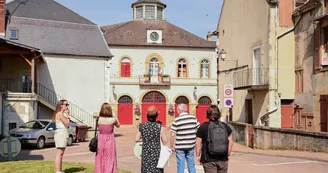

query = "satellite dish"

[{"left": 133, "top": 142, "right": 142, "bottom": 160}]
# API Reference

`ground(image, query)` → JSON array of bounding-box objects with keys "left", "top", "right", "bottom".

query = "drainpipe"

[
  {"left": 260, "top": 5, "right": 302, "bottom": 126},
  {"left": 260, "top": 3, "right": 279, "bottom": 126},
  {"left": 1, "top": 92, "right": 4, "bottom": 135}
]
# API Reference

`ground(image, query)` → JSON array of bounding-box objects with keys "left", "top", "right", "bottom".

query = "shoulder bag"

[
  {"left": 89, "top": 117, "right": 99, "bottom": 152},
  {"left": 156, "top": 124, "right": 172, "bottom": 168}
]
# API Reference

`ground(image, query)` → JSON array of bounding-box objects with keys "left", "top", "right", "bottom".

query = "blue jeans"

[{"left": 176, "top": 148, "right": 196, "bottom": 173}]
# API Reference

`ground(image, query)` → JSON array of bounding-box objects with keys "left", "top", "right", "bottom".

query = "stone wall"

[{"left": 229, "top": 122, "right": 328, "bottom": 152}]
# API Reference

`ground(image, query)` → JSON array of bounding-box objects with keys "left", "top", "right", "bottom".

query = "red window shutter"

[
  {"left": 314, "top": 25, "right": 321, "bottom": 69},
  {"left": 121, "top": 63, "right": 126, "bottom": 77},
  {"left": 279, "top": 0, "right": 293, "bottom": 27},
  {"left": 125, "top": 62, "right": 130, "bottom": 77}
]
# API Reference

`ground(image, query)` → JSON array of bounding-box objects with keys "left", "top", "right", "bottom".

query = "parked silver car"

[{"left": 8, "top": 119, "right": 77, "bottom": 149}]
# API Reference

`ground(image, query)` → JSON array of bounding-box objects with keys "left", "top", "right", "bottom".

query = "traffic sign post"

[
  {"left": 224, "top": 98, "right": 234, "bottom": 108},
  {"left": 224, "top": 84, "right": 234, "bottom": 98},
  {"left": 0, "top": 136, "right": 21, "bottom": 161}
]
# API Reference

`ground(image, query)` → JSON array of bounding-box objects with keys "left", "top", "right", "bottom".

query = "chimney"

[
  {"left": 206, "top": 31, "right": 212, "bottom": 41},
  {"left": 0, "top": 0, "right": 5, "bottom": 37}
]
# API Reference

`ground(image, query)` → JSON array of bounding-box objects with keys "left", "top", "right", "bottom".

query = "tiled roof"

[
  {"left": 102, "top": 20, "right": 216, "bottom": 49},
  {"left": 5, "top": 0, "right": 112, "bottom": 57}
]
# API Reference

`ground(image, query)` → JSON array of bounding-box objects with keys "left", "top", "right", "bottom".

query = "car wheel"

[
  {"left": 67, "top": 136, "right": 73, "bottom": 146},
  {"left": 36, "top": 137, "right": 45, "bottom": 149}
]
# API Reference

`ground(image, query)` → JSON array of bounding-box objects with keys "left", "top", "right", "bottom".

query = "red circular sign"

[{"left": 225, "top": 89, "right": 232, "bottom": 96}]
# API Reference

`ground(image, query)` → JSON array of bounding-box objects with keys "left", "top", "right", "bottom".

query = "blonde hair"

[
  {"left": 52, "top": 100, "right": 67, "bottom": 122},
  {"left": 99, "top": 103, "right": 113, "bottom": 117}
]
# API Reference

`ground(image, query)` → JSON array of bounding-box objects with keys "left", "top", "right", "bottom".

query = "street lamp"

[
  {"left": 219, "top": 49, "right": 227, "bottom": 60},
  {"left": 112, "top": 85, "right": 115, "bottom": 93},
  {"left": 193, "top": 86, "right": 197, "bottom": 94}
]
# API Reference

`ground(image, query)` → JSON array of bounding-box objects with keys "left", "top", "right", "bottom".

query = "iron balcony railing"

[
  {"left": 233, "top": 68, "right": 269, "bottom": 89},
  {"left": 139, "top": 75, "right": 171, "bottom": 86},
  {"left": 36, "top": 83, "right": 95, "bottom": 128},
  {"left": 0, "top": 79, "right": 13, "bottom": 91}
]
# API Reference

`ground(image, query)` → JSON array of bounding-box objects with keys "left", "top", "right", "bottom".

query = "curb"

[{"left": 232, "top": 150, "right": 328, "bottom": 163}]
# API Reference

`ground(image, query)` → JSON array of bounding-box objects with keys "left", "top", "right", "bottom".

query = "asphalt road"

[{"left": 1, "top": 128, "right": 327, "bottom": 173}]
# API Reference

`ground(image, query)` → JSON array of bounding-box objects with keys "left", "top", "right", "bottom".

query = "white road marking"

[{"left": 252, "top": 161, "right": 318, "bottom": 166}]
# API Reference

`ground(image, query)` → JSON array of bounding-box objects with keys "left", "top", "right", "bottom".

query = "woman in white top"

[{"left": 52, "top": 100, "right": 70, "bottom": 173}]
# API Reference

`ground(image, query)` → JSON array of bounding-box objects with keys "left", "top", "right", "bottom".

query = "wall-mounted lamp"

[
  {"left": 193, "top": 86, "right": 197, "bottom": 94},
  {"left": 219, "top": 49, "right": 227, "bottom": 60},
  {"left": 219, "top": 49, "right": 238, "bottom": 66},
  {"left": 112, "top": 85, "right": 115, "bottom": 93}
]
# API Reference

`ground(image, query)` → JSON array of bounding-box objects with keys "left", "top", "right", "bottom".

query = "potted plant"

[
  {"left": 168, "top": 104, "right": 174, "bottom": 115},
  {"left": 144, "top": 74, "right": 150, "bottom": 83},
  {"left": 162, "top": 74, "right": 170, "bottom": 83},
  {"left": 134, "top": 103, "right": 141, "bottom": 119}
]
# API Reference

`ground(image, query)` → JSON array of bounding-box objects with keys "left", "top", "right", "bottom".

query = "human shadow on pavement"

[{"left": 63, "top": 167, "right": 86, "bottom": 173}]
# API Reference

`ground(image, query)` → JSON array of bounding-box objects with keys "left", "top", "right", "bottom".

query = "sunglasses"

[{"left": 63, "top": 104, "right": 69, "bottom": 107}]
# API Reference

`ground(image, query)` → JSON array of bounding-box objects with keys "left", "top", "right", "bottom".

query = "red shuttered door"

[
  {"left": 142, "top": 91, "right": 166, "bottom": 126},
  {"left": 118, "top": 96, "right": 133, "bottom": 125}
]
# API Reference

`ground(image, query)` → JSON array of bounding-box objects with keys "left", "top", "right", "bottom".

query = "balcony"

[
  {"left": 233, "top": 68, "right": 269, "bottom": 90},
  {"left": 0, "top": 79, "right": 32, "bottom": 93},
  {"left": 139, "top": 75, "right": 171, "bottom": 86}
]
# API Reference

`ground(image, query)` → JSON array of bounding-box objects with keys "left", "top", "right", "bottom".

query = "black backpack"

[{"left": 207, "top": 121, "right": 229, "bottom": 156}]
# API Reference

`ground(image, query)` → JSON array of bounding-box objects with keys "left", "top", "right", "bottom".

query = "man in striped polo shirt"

[{"left": 170, "top": 104, "right": 200, "bottom": 173}]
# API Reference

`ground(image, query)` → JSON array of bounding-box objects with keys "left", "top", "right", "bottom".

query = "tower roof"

[{"left": 131, "top": 0, "right": 167, "bottom": 8}]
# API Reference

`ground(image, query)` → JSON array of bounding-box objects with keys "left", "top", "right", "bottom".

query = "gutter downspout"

[
  {"left": 260, "top": 4, "right": 279, "bottom": 126},
  {"left": 260, "top": 6, "right": 302, "bottom": 126}
]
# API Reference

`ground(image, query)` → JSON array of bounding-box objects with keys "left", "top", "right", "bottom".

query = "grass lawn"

[{"left": 0, "top": 160, "right": 130, "bottom": 173}]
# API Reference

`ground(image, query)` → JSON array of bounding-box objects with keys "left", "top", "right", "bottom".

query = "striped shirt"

[{"left": 170, "top": 113, "right": 200, "bottom": 150}]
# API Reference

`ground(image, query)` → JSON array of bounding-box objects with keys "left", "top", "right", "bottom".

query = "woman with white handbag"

[{"left": 135, "top": 106, "right": 169, "bottom": 173}]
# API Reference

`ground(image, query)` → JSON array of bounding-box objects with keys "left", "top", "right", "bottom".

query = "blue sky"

[{"left": 55, "top": 0, "right": 223, "bottom": 40}]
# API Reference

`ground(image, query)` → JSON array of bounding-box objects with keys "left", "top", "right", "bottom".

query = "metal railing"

[
  {"left": 233, "top": 68, "right": 269, "bottom": 89},
  {"left": 0, "top": 79, "right": 13, "bottom": 91},
  {"left": 36, "top": 83, "right": 95, "bottom": 128},
  {"left": 139, "top": 75, "right": 171, "bottom": 85}
]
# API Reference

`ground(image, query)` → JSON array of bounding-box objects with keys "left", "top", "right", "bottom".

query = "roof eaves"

[{"left": 107, "top": 43, "right": 217, "bottom": 49}]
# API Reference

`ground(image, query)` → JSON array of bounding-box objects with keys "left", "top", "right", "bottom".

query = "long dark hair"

[
  {"left": 52, "top": 100, "right": 67, "bottom": 122},
  {"left": 206, "top": 105, "right": 221, "bottom": 121}
]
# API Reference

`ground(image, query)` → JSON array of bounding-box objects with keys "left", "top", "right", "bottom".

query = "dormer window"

[
  {"left": 145, "top": 5, "right": 155, "bottom": 19},
  {"left": 10, "top": 29, "right": 19, "bottom": 40},
  {"left": 132, "top": 1, "right": 166, "bottom": 20},
  {"left": 136, "top": 6, "right": 143, "bottom": 19},
  {"left": 157, "top": 6, "right": 163, "bottom": 20}
]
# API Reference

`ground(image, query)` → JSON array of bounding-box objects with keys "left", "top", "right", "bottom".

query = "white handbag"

[{"left": 156, "top": 125, "right": 172, "bottom": 169}]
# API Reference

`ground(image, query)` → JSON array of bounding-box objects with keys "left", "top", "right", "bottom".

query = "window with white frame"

[
  {"left": 157, "top": 6, "right": 163, "bottom": 20},
  {"left": 145, "top": 5, "right": 155, "bottom": 19},
  {"left": 136, "top": 6, "right": 143, "bottom": 19},
  {"left": 177, "top": 58, "right": 187, "bottom": 78},
  {"left": 200, "top": 59, "right": 209, "bottom": 78}
]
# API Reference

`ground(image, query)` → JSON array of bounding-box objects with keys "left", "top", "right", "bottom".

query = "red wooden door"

[
  {"left": 174, "top": 96, "right": 190, "bottom": 117},
  {"left": 142, "top": 91, "right": 166, "bottom": 126},
  {"left": 196, "top": 105, "right": 209, "bottom": 124},
  {"left": 281, "top": 104, "right": 293, "bottom": 128},
  {"left": 118, "top": 96, "right": 133, "bottom": 125},
  {"left": 196, "top": 96, "right": 212, "bottom": 124},
  {"left": 320, "top": 95, "right": 328, "bottom": 132}
]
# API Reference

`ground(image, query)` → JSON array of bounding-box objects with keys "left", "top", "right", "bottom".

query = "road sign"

[
  {"left": 224, "top": 98, "right": 234, "bottom": 108},
  {"left": 224, "top": 84, "right": 234, "bottom": 98},
  {"left": 0, "top": 136, "right": 21, "bottom": 160}
]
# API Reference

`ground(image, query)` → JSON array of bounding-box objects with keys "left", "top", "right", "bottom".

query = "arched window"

[
  {"left": 177, "top": 58, "right": 187, "bottom": 78},
  {"left": 200, "top": 59, "right": 209, "bottom": 78},
  {"left": 121, "top": 58, "right": 131, "bottom": 77},
  {"left": 149, "top": 58, "right": 160, "bottom": 76}
]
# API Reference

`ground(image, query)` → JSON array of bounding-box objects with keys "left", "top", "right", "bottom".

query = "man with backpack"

[{"left": 196, "top": 105, "right": 233, "bottom": 173}]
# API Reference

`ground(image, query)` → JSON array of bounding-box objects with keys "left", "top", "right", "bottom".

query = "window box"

[{"left": 162, "top": 75, "right": 170, "bottom": 83}]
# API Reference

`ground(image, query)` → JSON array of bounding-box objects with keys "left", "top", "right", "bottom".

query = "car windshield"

[{"left": 19, "top": 121, "right": 45, "bottom": 129}]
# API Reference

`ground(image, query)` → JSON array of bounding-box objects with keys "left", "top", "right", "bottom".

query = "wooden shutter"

[
  {"left": 314, "top": 24, "right": 321, "bottom": 69},
  {"left": 279, "top": 0, "right": 293, "bottom": 27},
  {"left": 121, "top": 62, "right": 126, "bottom": 77},
  {"left": 125, "top": 62, "right": 130, "bottom": 77},
  {"left": 320, "top": 95, "right": 328, "bottom": 132}
]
